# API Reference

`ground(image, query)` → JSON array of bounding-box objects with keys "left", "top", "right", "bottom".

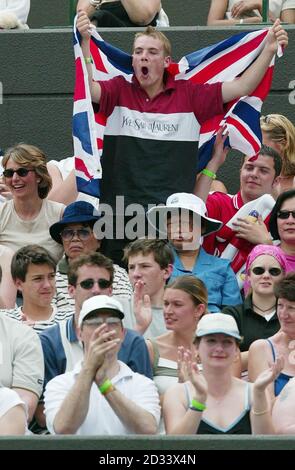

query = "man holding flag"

[{"left": 75, "top": 9, "right": 288, "bottom": 264}]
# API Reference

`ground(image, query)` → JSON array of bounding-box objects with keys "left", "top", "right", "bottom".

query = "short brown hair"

[
  {"left": 133, "top": 26, "right": 172, "bottom": 57},
  {"left": 11, "top": 244, "right": 57, "bottom": 282},
  {"left": 123, "top": 238, "right": 174, "bottom": 269},
  {"left": 3, "top": 143, "right": 52, "bottom": 199},
  {"left": 68, "top": 252, "right": 114, "bottom": 286},
  {"left": 274, "top": 272, "right": 295, "bottom": 302}
]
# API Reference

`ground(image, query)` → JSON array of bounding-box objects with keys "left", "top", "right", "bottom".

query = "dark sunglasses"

[
  {"left": 3, "top": 168, "right": 35, "bottom": 178},
  {"left": 252, "top": 266, "right": 282, "bottom": 276},
  {"left": 277, "top": 210, "right": 295, "bottom": 220},
  {"left": 60, "top": 228, "right": 92, "bottom": 241},
  {"left": 78, "top": 278, "right": 112, "bottom": 290}
]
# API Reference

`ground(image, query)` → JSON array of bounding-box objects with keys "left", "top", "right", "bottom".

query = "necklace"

[{"left": 253, "top": 303, "right": 276, "bottom": 313}]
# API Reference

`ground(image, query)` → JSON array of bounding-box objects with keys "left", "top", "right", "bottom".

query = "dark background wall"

[{"left": 1, "top": 0, "right": 295, "bottom": 193}]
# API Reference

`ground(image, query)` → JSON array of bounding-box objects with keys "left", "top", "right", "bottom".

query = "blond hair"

[
  {"left": 133, "top": 26, "right": 172, "bottom": 57},
  {"left": 260, "top": 114, "right": 295, "bottom": 177},
  {"left": 2, "top": 143, "right": 52, "bottom": 199}
]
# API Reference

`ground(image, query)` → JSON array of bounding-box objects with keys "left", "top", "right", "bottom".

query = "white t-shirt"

[
  {"left": 0, "top": 0, "right": 30, "bottom": 23},
  {"left": 45, "top": 360, "right": 160, "bottom": 435},
  {"left": 226, "top": 0, "right": 295, "bottom": 19}
]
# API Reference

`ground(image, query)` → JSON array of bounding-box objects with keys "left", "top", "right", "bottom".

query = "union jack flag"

[{"left": 73, "top": 21, "right": 281, "bottom": 198}]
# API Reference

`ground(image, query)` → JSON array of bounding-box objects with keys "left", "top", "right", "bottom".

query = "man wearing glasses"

[
  {"left": 44, "top": 295, "right": 160, "bottom": 436},
  {"left": 49, "top": 200, "right": 132, "bottom": 308},
  {"left": 37, "top": 251, "right": 152, "bottom": 429}
]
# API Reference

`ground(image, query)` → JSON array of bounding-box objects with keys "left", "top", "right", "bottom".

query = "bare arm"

[
  {"left": 194, "top": 127, "right": 229, "bottom": 202},
  {"left": 77, "top": 0, "right": 161, "bottom": 25},
  {"left": 47, "top": 165, "right": 79, "bottom": 205},
  {"left": 76, "top": 10, "right": 102, "bottom": 103},
  {"left": 281, "top": 9, "right": 295, "bottom": 23},
  {"left": 250, "top": 357, "right": 284, "bottom": 434},
  {"left": 222, "top": 20, "right": 288, "bottom": 103},
  {"left": 0, "top": 246, "right": 17, "bottom": 308},
  {"left": 53, "top": 367, "right": 94, "bottom": 434},
  {"left": 102, "top": 386, "right": 158, "bottom": 434},
  {"left": 13, "top": 388, "right": 38, "bottom": 424},
  {"left": 207, "top": 0, "right": 261, "bottom": 25},
  {"left": 0, "top": 405, "right": 26, "bottom": 436},
  {"left": 248, "top": 339, "right": 275, "bottom": 402}
]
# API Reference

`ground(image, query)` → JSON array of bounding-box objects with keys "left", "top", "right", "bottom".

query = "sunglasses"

[
  {"left": 78, "top": 278, "right": 112, "bottom": 290},
  {"left": 252, "top": 266, "right": 282, "bottom": 276},
  {"left": 60, "top": 228, "right": 92, "bottom": 241},
  {"left": 3, "top": 168, "right": 35, "bottom": 178},
  {"left": 83, "top": 317, "right": 121, "bottom": 326},
  {"left": 277, "top": 210, "right": 295, "bottom": 220}
]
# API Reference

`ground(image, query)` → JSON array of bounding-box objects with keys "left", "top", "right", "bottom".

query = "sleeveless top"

[
  {"left": 149, "top": 338, "right": 178, "bottom": 396},
  {"left": 266, "top": 339, "right": 294, "bottom": 396},
  {"left": 184, "top": 382, "right": 252, "bottom": 434}
]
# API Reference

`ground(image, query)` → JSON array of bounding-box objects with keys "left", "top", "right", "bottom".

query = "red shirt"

[{"left": 203, "top": 191, "right": 244, "bottom": 255}]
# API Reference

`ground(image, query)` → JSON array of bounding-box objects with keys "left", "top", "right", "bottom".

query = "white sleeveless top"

[{"left": 0, "top": 199, "right": 65, "bottom": 261}]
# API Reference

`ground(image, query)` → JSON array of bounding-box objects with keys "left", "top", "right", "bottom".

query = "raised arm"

[
  {"left": 194, "top": 127, "right": 229, "bottom": 202},
  {"left": 222, "top": 20, "right": 288, "bottom": 103},
  {"left": 47, "top": 165, "right": 79, "bottom": 205},
  {"left": 164, "top": 350, "right": 208, "bottom": 434},
  {"left": 76, "top": 10, "right": 102, "bottom": 104}
]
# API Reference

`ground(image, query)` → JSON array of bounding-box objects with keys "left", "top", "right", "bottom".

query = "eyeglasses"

[
  {"left": 277, "top": 211, "right": 295, "bottom": 220},
  {"left": 3, "top": 168, "right": 35, "bottom": 178},
  {"left": 78, "top": 278, "right": 112, "bottom": 289},
  {"left": 252, "top": 266, "right": 282, "bottom": 276},
  {"left": 83, "top": 317, "right": 121, "bottom": 326},
  {"left": 60, "top": 228, "right": 92, "bottom": 241}
]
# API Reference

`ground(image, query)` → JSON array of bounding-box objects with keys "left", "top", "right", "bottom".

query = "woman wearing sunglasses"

[
  {"left": 222, "top": 244, "right": 287, "bottom": 374},
  {"left": 269, "top": 188, "right": 295, "bottom": 271},
  {"left": 0, "top": 144, "right": 64, "bottom": 261},
  {"left": 249, "top": 272, "right": 295, "bottom": 401}
]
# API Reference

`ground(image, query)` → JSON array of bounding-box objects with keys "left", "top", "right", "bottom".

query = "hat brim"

[
  {"left": 196, "top": 328, "right": 242, "bottom": 341},
  {"left": 50, "top": 215, "right": 100, "bottom": 244},
  {"left": 83, "top": 307, "right": 125, "bottom": 322},
  {"left": 146, "top": 206, "right": 222, "bottom": 238}
]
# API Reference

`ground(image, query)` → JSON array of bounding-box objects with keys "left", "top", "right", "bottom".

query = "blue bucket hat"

[{"left": 49, "top": 201, "right": 100, "bottom": 244}]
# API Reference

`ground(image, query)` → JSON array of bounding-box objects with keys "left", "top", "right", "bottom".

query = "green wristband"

[
  {"left": 99, "top": 379, "right": 113, "bottom": 395},
  {"left": 201, "top": 168, "right": 216, "bottom": 180},
  {"left": 84, "top": 56, "right": 93, "bottom": 64},
  {"left": 190, "top": 399, "right": 206, "bottom": 412}
]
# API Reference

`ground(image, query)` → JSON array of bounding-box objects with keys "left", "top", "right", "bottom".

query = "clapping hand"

[
  {"left": 133, "top": 280, "right": 152, "bottom": 334},
  {"left": 254, "top": 356, "right": 284, "bottom": 392}
]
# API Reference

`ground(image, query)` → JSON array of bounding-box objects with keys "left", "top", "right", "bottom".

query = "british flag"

[{"left": 73, "top": 21, "right": 282, "bottom": 198}]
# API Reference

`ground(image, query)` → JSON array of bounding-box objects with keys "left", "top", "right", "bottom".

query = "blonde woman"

[
  {"left": 0, "top": 144, "right": 64, "bottom": 261},
  {"left": 261, "top": 114, "right": 295, "bottom": 193}
]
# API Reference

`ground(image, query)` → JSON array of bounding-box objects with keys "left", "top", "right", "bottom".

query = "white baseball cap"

[
  {"left": 146, "top": 193, "right": 222, "bottom": 237},
  {"left": 196, "top": 313, "right": 242, "bottom": 341},
  {"left": 78, "top": 295, "right": 124, "bottom": 327}
]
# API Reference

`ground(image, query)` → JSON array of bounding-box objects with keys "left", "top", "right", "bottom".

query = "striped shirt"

[{"left": 0, "top": 306, "right": 74, "bottom": 334}]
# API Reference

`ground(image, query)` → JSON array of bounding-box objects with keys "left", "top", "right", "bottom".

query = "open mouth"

[{"left": 141, "top": 66, "right": 149, "bottom": 76}]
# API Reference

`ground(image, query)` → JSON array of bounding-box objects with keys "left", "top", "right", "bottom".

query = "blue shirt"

[
  {"left": 40, "top": 315, "right": 153, "bottom": 389},
  {"left": 171, "top": 247, "right": 242, "bottom": 312}
]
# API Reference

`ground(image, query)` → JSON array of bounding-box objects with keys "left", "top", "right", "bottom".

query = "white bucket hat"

[{"left": 146, "top": 193, "right": 222, "bottom": 237}]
